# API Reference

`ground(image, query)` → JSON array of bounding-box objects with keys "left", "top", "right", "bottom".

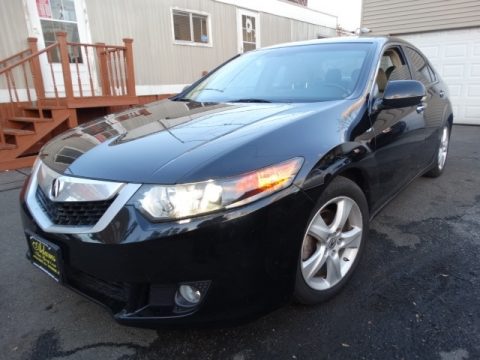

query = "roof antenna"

[{"left": 356, "top": 27, "right": 371, "bottom": 35}]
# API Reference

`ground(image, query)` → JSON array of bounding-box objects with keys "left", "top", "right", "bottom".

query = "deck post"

[
  {"left": 56, "top": 32, "right": 74, "bottom": 101},
  {"left": 123, "top": 38, "right": 136, "bottom": 97},
  {"left": 27, "top": 37, "right": 45, "bottom": 100},
  {"left": 95, "top": 43, "right": 110, "bottom": 96}
]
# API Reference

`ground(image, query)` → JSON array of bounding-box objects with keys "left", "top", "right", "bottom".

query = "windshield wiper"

[
  {"left": 173, "top": 97, "right": 201, "bottom": 103},
  {"left": 203, "top": 88, "right": 224, "bottom": 92},
  {"left": 229, "top": 98, "right": 272, "bottom": 103}
]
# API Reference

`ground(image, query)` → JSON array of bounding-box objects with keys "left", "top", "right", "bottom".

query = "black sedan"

[{"left": 20, "top": 37, "right": 452, "bottom": 327}]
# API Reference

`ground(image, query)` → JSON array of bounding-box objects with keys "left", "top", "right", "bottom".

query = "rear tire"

[
  {"left": 294, "top": 176, "right": 369, "bottom": 305},
  {"left": 424, "top": 124, "right": 450, "bottom": 178}
]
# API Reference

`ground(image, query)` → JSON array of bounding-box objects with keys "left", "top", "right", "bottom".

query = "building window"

[
  {"left": 54, "top": 146, "right": 84, "bottom": 165},
  {"left": 36, "top": 0, "right": 82, "bottom": 63},
  {"left": 172, "top": 9, "right": 210, "bottom": 45}
]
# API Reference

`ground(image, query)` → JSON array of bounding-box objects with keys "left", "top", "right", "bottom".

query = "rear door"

[{"left": 403, "top": 46, "right": 447, "bottom": 168}]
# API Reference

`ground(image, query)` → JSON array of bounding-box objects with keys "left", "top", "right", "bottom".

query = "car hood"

[{"left": 39, "top": 99, "right": 352, "bottom": 184}]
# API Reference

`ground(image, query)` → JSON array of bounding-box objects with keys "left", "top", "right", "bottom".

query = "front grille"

[{"left": 35, "top": 186, "right": 114, "bottom": 226}]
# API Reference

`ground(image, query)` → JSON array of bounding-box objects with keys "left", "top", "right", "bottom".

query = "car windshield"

[{"left": 182, "top": 43, "right": 373, "bottom": 103}]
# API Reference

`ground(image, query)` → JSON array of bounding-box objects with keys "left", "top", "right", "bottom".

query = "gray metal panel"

[
  {"left": 85, "top": 0, "right": 337, "bottom": 87},
  {"left": 0, "top": 0, "right": 30, "bottom": 91},
  {"left": 260, "top": 13, "right": 335, "bottom": 46},
  {"left": 361, "top": 0, "right": 480, "bottom": 35},
  {"left": 85, "top": 0, "right": 238, "bottom": 86},
  {"left": 260, "top": 13, "right": 292, "bottom": 46},
  {"left": 0, "top": 0, "right": 29, "bottom": 60},
  {"left": 0, "top": 0, "right": 336, "bottom": 94}
]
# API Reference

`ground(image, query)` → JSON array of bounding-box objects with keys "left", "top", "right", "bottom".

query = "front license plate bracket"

[{"left": 27, "top": 234, "right": 64, "bottom": 282}]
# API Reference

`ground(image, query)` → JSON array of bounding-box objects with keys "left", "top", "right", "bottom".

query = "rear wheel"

[
  {"left": 295, "top": 177, "right": 369, "bottom": 304},
  {"left": 424, "top": 125, "right": 450, "bottom": 178}
]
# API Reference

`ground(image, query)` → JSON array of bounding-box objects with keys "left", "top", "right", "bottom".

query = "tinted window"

[
  {"left": 405, "top": 47, "right": 435, "bottom": 85},
  {"left": 427, "top": 63, "right": 437, "bottom": 82},
  {"left": 183, "top": 43, "right": 373, "bottom": 103}
]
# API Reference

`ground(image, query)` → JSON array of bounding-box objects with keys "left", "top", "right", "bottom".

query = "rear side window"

[{"left": 405, "top": 47, "right": 436, "bottom": 85}]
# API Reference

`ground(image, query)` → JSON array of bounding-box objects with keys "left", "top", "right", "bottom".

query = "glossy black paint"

[
  {"left": 382, "top": 80, "right": 426, "bottom": 108},
  {"left": 21, "top": 37, "right": 453, "bottom": 327},
  {"left": 21, "top": 183, "right": 315, "bottom": 326}
]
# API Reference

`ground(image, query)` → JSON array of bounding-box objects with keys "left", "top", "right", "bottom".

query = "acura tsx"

[{"left": 20, "top": 37, "right": 452, "bottom": 327}]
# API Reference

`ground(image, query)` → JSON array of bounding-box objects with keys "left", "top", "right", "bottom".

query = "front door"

[
  {"left": 369, "top": 48, "right": 427, "bottom": 203},
  {"left": 25, "top": 0, "right": 96, "bottom": 97},
  {"left": 236, "top": 9, "right": 260, "bottom": 53}
]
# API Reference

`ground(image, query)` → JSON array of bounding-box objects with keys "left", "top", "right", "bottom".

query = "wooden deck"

[{"left": 0, "top": 32, "right": 138, "bottom": 170}]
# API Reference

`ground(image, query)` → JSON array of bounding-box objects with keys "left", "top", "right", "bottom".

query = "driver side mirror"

[{"left": 382, "top": 80, "right": 426, "bottom": 108}]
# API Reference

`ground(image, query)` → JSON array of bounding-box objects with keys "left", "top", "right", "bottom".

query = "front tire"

[
  {"left": 424, "top": 124, "right": 450, "bottom": 178},
  {"left": 294, "top": 176, "right": 369, "bottom": 305}
]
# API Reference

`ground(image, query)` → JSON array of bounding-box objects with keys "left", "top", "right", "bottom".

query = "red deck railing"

[{"left": 0, "top": 32, "right": 136, "bottom": 148}]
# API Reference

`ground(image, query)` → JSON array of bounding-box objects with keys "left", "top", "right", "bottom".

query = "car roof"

[{"left": 262, "top": 36, "right": 405, "bottom": 50}]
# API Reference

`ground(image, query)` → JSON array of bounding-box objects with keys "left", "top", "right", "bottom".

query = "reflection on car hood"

[{"left": 39, "top": 99, "right": 346, "bottom": 183}]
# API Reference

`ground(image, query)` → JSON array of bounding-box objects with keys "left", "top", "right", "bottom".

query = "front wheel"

[
  {"left": 294, "top": 176, "right": 369, "bottom": 305},
  {"left": 424, "top": 124, "right": 450, "bottom": 178}
]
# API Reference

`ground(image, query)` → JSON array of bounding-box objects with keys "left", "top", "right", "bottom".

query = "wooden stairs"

[
  {"left": 0, "top": 104, "right": 76, "bottom": 170},
  {"left": 0, "top": 32, "right": 137, "bottom": 171}
]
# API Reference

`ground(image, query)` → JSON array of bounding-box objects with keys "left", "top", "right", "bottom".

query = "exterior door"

[
  {"left": 236, "top": 9, "right": 260, "bottom": 53},
  {"left": 369, "top": 48, "right": 427, "bottom": 203},
  {"left": 403, "top": 46, "right": 448, "bottom": 168},
  {"left": 25, "top": 0, "right": 96, "bottom": 97}
]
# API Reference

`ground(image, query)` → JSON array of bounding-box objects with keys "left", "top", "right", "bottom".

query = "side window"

[
  {"left": 405, "top": 47, "right": 435, "bottom": 85},
  {"left": 374, "top": 47, "right": 410, "bottom": 97},
  {"left": 380, "top": 55, "right": 393, "bottom": 72},
  {"left": 427, "top": 63, "right": 437, "bottom": 82}
]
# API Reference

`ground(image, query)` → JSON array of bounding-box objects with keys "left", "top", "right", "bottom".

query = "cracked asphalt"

[{"left": 0, "top": 125, "right": 479, "bottom": 360}]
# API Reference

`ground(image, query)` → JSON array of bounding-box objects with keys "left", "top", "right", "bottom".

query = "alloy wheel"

[
  {"left": 300, "top": 196, "right": 363, "bottom": 291},
  {"left": 438, "top": 126, "right": 449, "bottom": 170}
]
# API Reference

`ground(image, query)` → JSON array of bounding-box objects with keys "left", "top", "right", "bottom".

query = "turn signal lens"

[
  {"left": 130, "top": 157, "right": 303, "bottom": 221},
  {"left": 244, "top": 159, "right": 301, "bottom": 190}
]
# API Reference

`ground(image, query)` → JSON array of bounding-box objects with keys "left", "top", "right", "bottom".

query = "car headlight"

[{"left": 130, "top": 157, "right": 303, "bottom": 221}]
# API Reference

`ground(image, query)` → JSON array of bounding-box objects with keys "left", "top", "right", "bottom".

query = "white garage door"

[{"left": 401, "top": 28, "right": 480, "bottom": 125}]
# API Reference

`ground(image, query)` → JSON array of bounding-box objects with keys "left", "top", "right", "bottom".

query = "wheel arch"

[
  {"left": 335, "top": 167, "right": 372, "bottom": 212},
  {"left": 301, "top": 143, "right": 374, "bottom": 213}
]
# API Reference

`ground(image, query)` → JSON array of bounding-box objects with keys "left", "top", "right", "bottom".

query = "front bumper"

[{"left": 20, "top": 181, "right": 314, "bottom": 327}]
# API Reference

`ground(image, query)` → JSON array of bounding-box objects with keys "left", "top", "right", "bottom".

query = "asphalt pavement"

[{"left": 0, "top": 125, "right": 479, "bottom": 360}]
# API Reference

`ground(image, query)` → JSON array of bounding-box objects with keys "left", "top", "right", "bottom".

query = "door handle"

[
  {"left": 439, "top": 90, "right": 445, "bottom": 98},
  {"left": 416, "top": 104, "right": 426, "bottom": 113}
]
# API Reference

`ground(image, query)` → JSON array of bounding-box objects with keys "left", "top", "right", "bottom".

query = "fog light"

[{"left": 175, "top": 284, "right": 202, "bottom": 307}]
